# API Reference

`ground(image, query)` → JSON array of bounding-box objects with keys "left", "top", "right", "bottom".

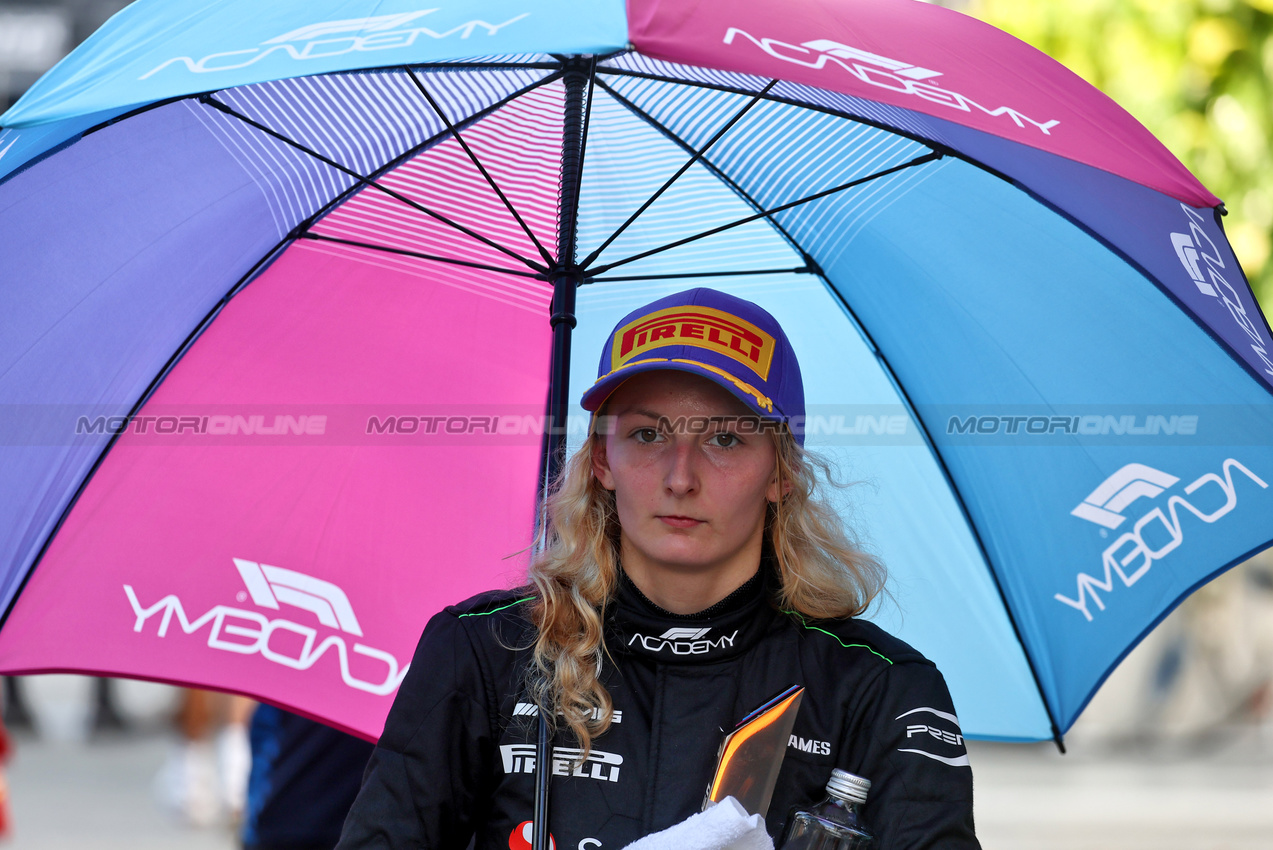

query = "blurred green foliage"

[{"left": 966, "top": 0, "right": 1273, "bottom": 313}]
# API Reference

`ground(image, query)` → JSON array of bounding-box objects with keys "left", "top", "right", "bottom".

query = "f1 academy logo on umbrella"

[
  {"left": 123, "top": 559, "right": 409, "bottom": 695},
  {"left": 724, "top": 28, "right": 1060, "bottom": 136},
  {"left": 140, "top": 9, "right": 529, "bottom": 79},
  {"left": 1170, "top": 204, "right": 1273, "bottom": 382},
  {"left": 1056, "top": 458, "right": 1267, "bottom": 622}
]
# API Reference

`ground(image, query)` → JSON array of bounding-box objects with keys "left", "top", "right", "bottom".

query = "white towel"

[{"left": 620, "top": 796, "right": 774, "bottom": 850}]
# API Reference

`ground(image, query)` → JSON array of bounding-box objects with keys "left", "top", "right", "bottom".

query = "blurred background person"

[
  {"left": 241, "top": 706, "right": 373, "bottom": 850},
  {"left": 156, "top": 689, "right": 253, "bottom": 827}
]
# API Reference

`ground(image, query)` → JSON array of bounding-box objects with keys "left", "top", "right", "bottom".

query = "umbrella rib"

[
  {"left": 570, "top": 56, "right": 597, "bottom": 264},
  {"left": 583, "top": 150, "right": 944, "bottom": 277},
  {"left": 595, "top": 67, "right": 982, "bottom": 179},
  {"left": 595, "top": 78, "right": 820, "bottom": 271},
  {"left": 199, "top": 94, "right": 548, "bottom": 274},
  {"left": 588, "top": 267, "right": 812, "bottom": 283},
  {"left": 404, "top": 67, "right": 555, "bottom": 267},
  {"left": 300, "top": 232, "right": 542, "bottom": 277},
  {"left": 578, "top": 78, "right": 778, "bottom": 270},
  {"left": 408, "top": 61, "right": 564, "bottom": 70}
]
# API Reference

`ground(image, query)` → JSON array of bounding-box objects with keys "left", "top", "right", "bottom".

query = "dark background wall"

[{"left": 0, "top": 0, "right": 128, "bottom": 111}]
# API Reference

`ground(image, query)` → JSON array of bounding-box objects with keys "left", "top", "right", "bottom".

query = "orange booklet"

[{"left": 703, "top": 684, "right": 804, "bottom": 818}]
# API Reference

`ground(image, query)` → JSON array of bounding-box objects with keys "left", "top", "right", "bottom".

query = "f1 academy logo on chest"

[{"left": 626, "top": 626, "right": 739, "bottom": 656}]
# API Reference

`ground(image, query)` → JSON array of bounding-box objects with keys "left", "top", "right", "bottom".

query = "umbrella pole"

[
  {"left": 534, "top": 55, "right": 592, "bottom": 850},
  {"left": 534, "top": 710, "right": 552, "bottom": 850}
]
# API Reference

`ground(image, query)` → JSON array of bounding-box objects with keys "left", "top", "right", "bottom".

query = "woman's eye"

[
  {"left": 709, "top": 433, "right": 740, "bottom": 448},
  {"left": 633, "top": 428, "right": 660, "bottom": 444}
]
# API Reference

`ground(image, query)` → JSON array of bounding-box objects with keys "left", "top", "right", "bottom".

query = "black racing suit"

[{"left": 337, "top": 568, "right": 978, "bottom": 850}]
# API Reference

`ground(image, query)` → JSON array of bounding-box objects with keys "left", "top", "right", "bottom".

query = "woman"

[{"left": 337, "top": 288, "right": 978, "bottom": 850}]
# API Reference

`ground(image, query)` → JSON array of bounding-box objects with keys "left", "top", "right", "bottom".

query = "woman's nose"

[{"left": 663, "top": 441, "right": 698, "bottom": 496}]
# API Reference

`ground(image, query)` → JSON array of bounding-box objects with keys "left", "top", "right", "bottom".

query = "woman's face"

[{"left": 592, "top": 369, "right": 779, "bottom": 586}]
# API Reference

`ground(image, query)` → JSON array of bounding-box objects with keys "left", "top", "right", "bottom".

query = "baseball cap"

[{"left": 580, "top": 288, "right": 805, "bottom": 443}]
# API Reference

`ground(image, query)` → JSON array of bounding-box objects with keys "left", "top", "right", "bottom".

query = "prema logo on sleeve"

[
  {"left": 123, "top": 559, "right": 409, "bottom": 695},
  {"left": 895, "top": 707, "right": 969, "bottom": 767},
  {"left": 1057, "top": 458, "right": 1267, "bottom": 622}
]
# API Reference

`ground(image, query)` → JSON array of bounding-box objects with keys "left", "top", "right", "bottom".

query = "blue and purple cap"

[{"left": 580, "top": 288, "right": 806, "bottom": 443}]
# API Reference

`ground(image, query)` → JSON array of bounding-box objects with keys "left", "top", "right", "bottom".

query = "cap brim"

[{"left": 580, "top": 358, "right": 784, "bottom": 421}]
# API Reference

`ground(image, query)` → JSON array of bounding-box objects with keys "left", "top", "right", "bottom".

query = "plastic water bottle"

[{"left": 778, "top": 769, "right": 875, "bottom": 850}]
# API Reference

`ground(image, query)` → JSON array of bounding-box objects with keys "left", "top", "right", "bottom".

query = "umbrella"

[{"left": 1, "top": 0, "right": 1271, "bottom": 747}]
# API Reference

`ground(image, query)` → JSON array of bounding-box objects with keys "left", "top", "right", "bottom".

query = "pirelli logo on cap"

[{"left": 612, "top": 307, "right": 776, "bottom": 380}]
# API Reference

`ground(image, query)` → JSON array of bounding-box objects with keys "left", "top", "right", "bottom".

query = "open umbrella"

[{"left": 1, "top": 0, "right": 1271, "bottom": 747}]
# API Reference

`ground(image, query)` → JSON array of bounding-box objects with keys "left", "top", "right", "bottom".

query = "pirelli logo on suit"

[
  {"left": 612, "top": 306, "right": 776, "bottom": 380},
  {"left": 500, "top": 744, "right": 622, "bottom": 782}
]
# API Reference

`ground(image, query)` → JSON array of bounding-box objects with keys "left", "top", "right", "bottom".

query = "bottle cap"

[{"left": 825, "top": 769, "right": 871, "bottom": 804}]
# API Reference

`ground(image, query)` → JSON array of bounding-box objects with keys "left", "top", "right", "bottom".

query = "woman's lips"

[{"left": 658, "top": 515, "right": 704, "bottom": 528}]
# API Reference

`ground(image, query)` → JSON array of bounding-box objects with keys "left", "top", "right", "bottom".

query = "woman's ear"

[
  {"left": 766, "top": 438, "right": 791, "bottom": 503},
  {"left": 766, "top": 464, "right": 792, "bottom": 503},
  {"left": 591, "top": 435, "right": 616, "bottom": 491}
]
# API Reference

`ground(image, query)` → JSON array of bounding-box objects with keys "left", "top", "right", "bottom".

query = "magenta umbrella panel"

[{"left": 1, "top": 0, "right": 1271, "bottom": 744}]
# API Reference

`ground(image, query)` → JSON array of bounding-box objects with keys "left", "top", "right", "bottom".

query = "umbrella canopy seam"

[
  {"left": 1003, "top": 184, "right": 1273, "bottom": 400},
  {"left": 592, "top": 77, "right": 822, "bottom": 273},
  {"left": 581, "top": 151, "right": 944, "bottom": 277},
  {"left": 588, "top": 268, "right": 814, "bottom": 283},
  {"left": 405, "top": 67, "right": 556, "bottom": 267},
  {"left": 595, "top": 65, "right": 989, "bottom": 181},
  {"left": 200, "top": 91, "right": 553, "bottom": 274},
  {"left": 299, "top": 232, "right": 544, "bottom": 279},
  {"left": 579, "top": 78, "right": 778, "bottom": 269}
]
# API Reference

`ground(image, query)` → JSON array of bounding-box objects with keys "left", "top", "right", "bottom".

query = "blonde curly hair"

[{"left": 526, "top": 422, "right": 885, "bottom": 754}]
